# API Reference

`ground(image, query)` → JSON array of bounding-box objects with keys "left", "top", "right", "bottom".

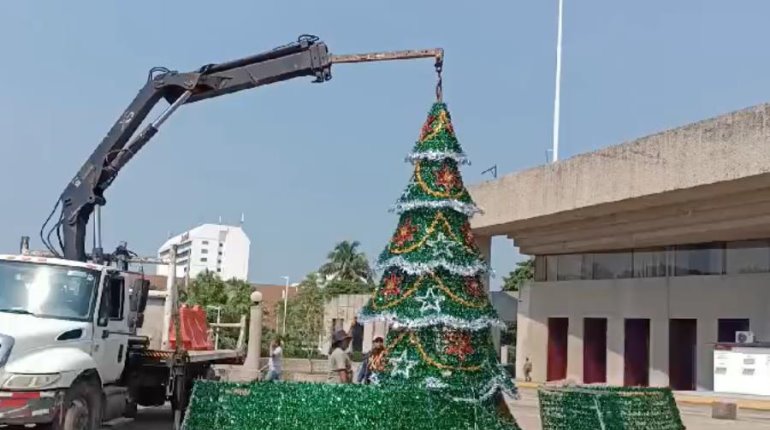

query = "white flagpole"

[{"left": 552, "top": 0, "right": 564, "bottom": 163}]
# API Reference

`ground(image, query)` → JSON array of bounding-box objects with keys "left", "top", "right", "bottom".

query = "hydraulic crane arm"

[{"left": 44, "top": 34, "right": 443, "bottom": 262}]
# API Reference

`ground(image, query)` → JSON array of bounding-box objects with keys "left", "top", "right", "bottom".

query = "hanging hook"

[{"left": 434, "top": 52, "right": 444, "bottom": 102}]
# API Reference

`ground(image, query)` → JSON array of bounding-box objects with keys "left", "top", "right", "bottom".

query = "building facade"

[
  {"left": 157, "top": 223, "right": 250, "bottom": 281},
  {"left": 251, "top": 283, "right": 298, "bottom": 331},
  {"left": 468, "top": 103, "right": 770, "bottom": 392},
  {"left": 319, "top": 294, "right": 388, "bottom": 356}
]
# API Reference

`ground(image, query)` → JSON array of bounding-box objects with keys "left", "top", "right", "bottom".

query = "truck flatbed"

[{"left": 135, "top": 349, "right": 244, "bottom": 364}]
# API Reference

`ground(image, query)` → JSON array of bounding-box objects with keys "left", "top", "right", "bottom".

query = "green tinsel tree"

[{"left": 358, "top": 102, "right": 518, "bottom": 413}]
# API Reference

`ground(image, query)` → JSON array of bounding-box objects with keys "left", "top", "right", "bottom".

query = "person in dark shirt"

[{"left": 356, "top": 334, "right": 386, "bottom": 384}]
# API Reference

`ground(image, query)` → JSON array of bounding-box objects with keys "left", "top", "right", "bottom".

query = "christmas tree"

[{"left": 358, "top": 102, "right": 517, "bottom": 410}]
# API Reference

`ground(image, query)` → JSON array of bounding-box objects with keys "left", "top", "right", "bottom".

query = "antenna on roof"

[
  {"left": 482, "top": 165, "right": 498, "bottom": 179},
  {"left": 240, "top": 213, "right": 245, "bottom": 226},
  {"left": 218, "top": 215, "right": 223, "bottom": 224}
]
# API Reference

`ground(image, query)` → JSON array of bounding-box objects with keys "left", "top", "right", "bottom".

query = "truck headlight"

[{"left": 2, "top": 373, "right": 61, "bottom": 390}]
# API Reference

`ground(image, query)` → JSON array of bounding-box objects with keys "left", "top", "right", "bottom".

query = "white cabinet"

[{"left": 713, "top": 346, "right": 770, "bottom": 396}]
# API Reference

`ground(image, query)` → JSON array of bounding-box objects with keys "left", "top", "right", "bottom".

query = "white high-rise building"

[{"left": 156, "top": 223, "right": 250, "bottom": 281}]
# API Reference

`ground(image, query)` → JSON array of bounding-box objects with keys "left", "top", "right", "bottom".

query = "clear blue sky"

[{"left": 1, "top": 1, "right": 769, "bottom": 289}]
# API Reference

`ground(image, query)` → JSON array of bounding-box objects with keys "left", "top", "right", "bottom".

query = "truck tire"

[
  {"left": 48, "top": 379, "right": 102, "bottom": 430},
  {"left": 63, "top": 380, "right": 102, "bottom": 430}
]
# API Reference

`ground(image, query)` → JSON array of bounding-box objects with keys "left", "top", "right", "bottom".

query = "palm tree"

[{"left": 319, "top": 241, "right": 373, "bottom": 284}]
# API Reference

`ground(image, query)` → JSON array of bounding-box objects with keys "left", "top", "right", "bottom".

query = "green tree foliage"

[
  {"left": 319, "top": 240, "right": 374, "bottom": 284},
  {"left": 324, "top": 279, "right": 373, "bottom": 296},
  {"left": 183, "top": 271, "right": 252, "bottom": 349},
  {"left": 502, "top": 258, "right": 534, "bottom": 292},
  {"left": 275, "top": 273, "right": 327, "bottom": 365}
]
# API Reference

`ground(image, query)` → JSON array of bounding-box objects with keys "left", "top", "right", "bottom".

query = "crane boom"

[{"left": 42, "top": 34, "right": 443, "bottom": 263}]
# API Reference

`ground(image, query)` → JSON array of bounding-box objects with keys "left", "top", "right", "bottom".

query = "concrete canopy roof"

[{"left": 468, "top": 103, "right": 770, "bottom": 255}]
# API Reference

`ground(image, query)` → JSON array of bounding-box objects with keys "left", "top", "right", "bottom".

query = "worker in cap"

[
  {"left": 356, "top": 330, "right": 386, "bottom": 384},
  {"left": 327, "top": 329, "right": 353, "bottom": 383}
]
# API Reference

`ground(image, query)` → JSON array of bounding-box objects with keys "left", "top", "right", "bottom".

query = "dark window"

[
  {"left": 546, "top": 256, "right": 558, "bottom": 281},
  {"left": 108, "top": 277, "right": 124, "bottom": 320},
  {"left": 633, "top": 248, "right": 667, "bottom": 278},
  {"left": 556, "top": 254, "right": 592, "bottom": 280},
  {"left": 201, "top": 257, "right": 208, "bottom": 263},
  {"left": 201, "top": 249, "right": 209, "bottom": 254},
  {"left": 202, "top": 241, "right": 209, "bottom": 245},
  {"left": 674, "top": 243, "right": 724, "bottom": 276},
  {"left": 592, "top": 252, "right": 633, "bottom": 279},
  {"left": 217, "top": 268, "right": 222, "bottom": 273},
  {"left": 534, "top": 256, "right": 547, "bottom": 282},
  {"left": 717, "top": 319, "right": 750, "bottom": 343},
  {"left": 726, "top": 240, "right": 770, "bottom": 274}
]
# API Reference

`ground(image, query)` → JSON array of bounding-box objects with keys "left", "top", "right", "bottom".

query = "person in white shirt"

[{"left": 266, "top": 337, "right": 283, "bottom": 381}]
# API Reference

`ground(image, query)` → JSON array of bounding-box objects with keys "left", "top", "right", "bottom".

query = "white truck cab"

[{"left": 0, "top": 254, "right": 148, "bottom": 429}]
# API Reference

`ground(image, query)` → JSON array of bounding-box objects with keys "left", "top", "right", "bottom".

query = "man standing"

[
  {"left": 265, "top": 337, "right": 283, "bottom": 381},
  {"left": 327, "top": 330, "right": 353, "bottom": 384},
  {"left": 356, "top": 334, "right": 386, "bottom": 384}
]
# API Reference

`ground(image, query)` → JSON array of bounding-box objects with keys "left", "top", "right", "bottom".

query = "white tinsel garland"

[
  {"left": 449, "top": 374, "right": 519, "bottom": 403},
  {"left": 405, "top": 150, "right": 469, "bottom": 165},
  {"left": 376, "top": 256, "right": 493, "bottom": 278},
  {"left": 389, "top": 200, "right": 483, "bottom": 216},
  {"left": 356, "top": 312, "right": 507, "bottom": 331},
  {"left": 419, "top": 374, "right": 518, "bottom": 403}
]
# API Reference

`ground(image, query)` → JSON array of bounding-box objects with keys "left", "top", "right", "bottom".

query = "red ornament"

[
  {"left": 393, "top": 220, "right": 418, "bottom": 247},
  {"left": 464, "top": 278, "right": 483, "bottom": 297},
  {"left": 443, "top": 112, "right": 455, "bottom": 136},
  {"left": 444, "top": 331, "right": 474, "bottom": 362},
  {"left": 461, "top": 223, "right": 475, "bottom": 247},
  {"left": 419, "top": 115, "right": 436, "bottom": 141},
  {"left": 382, "top": 273, "right": 402, "bottom": 297},
  {"left": 435, "top": 164, "right": 458, "bottom": 191}
]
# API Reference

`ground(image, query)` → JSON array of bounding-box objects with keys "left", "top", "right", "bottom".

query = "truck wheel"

[
  {"left": 56, "top": 380, "right": 102, "bottom": 430},
  {"left": 123, "top": 399, "right": 138, "bottom": 419}
]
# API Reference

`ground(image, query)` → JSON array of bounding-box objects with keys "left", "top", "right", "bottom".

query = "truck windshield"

[{"left": 0, "top": 260, "right": 100, "bottom": 321}]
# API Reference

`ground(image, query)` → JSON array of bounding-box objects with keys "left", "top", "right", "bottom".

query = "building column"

[
  {"left": 697, "top": 318, "right": 717, "bottom": 391},
  {"left": 474, "top": 234, "right": 492, "bottom": 293},
  {"left": 567, "top": 316, "right": 584, "bottom": 382},
  {"left": 649, "top": 318, "right": 669, "bottom": 387},
  {"left": 606, "top": 317, "right": 624, "bottom": 386}
]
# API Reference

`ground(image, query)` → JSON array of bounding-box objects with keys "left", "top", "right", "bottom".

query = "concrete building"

[
  {"left": 251, "top": 283, "right": 298, "bottom": 331},
  {"left": 469, "top": 103, "right": 770, "bottom": 392},
  {"left": 157, "top": 223, "right": 250, "bottom": 281},
  {"left": 320, "top": 294, "right": 388, "bottom": 356}
]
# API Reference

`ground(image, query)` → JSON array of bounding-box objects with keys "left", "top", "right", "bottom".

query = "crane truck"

[{"left": 0, "top": 35, "right": 443, "bottom": 430}]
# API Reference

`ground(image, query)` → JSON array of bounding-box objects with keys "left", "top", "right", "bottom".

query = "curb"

[
  {"left": 675, "top": 395, "right": 770, "bottom": 412},
  {"left": 513, "top": 381, "right": 770, "bottom": 412}
]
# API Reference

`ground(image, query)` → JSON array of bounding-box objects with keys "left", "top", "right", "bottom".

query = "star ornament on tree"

[
  {"left": 425, "top": 231, "right": 459, "bottom": 260},
  {"left": 415, "top": 287, "right": 445, "bottom": 314},
  {"left": 389, "top": 350, "right": 419, "bottom": 379}
]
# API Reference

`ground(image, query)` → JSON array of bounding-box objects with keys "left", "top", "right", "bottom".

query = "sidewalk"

[{"left": 515, "top": 380, "right": 770, "bottom": 411}]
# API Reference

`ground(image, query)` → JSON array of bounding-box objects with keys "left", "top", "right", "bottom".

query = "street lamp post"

[
  {"left": 281, "top": 276, "right": 290, "bottom": 335},
  {"left": 206, "top": 305, "right": 222, "bottom": 349}
]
